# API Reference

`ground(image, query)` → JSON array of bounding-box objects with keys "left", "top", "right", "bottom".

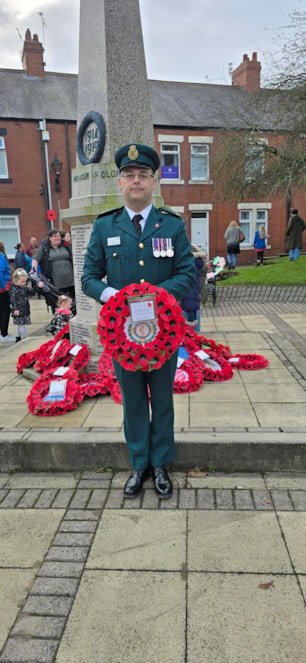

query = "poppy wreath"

[
  {"left": 174, "top": 356, "right": 204, "bottom": 393},
  {"left": 17, "top": 348, "right": 41, "bottom": 374},
  {"left": 67, "top": 344, "right": 91, "bottom": 372},
  {"left": 34, "top": 338, "right": 72, "bottom": 373},
  {"left": 227, "top": 353, "right": 269, "bottom": 370},
  {"left": 78, "top": 372, "right": 109, "bottom": 398},
  {"left": 98, "top": 351, "right": 122, "bottom": 403},
  {"left": 198, "top": 350, "right": 234, "bottom": 382},
  {"left": 53, "top": 324, "right": 70, "bottom": 341},
  {"left": 27, "top": 367, "right": 84, "bottom": 416},
  {"left": 199, "top": 336, "right": 232, "bottom": 359},
  {"left": 97, "top": 282, "right": 186, "bottom": 372},
  {"left": 181, "top": 326, "right": 202, "bottom": 352}
]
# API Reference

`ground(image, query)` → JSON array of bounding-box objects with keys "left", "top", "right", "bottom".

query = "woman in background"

[
  {"left": 253, "top": 224, "right": 267, "bottom": 266},
  {"left": 224, "top": 220, "right": 243, "bottom": 270}
]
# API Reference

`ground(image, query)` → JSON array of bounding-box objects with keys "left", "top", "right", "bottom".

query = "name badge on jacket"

[{"left": 107, "top": 236, "right": 121, "bottom": 246}]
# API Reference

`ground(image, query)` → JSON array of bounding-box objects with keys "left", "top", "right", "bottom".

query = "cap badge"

[{"left": 128, "top": 145, "right": 139, "bottom": 161}]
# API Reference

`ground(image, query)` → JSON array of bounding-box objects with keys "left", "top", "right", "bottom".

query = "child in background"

[
  {"left": 54, "top": 294, "right": 74, "bottom": 333},
  {"left": 9, "top": 269, "right": 33, "bottom": 341},
  {"left": 253, "top": 224, "right": 267, "bottom": 266}
]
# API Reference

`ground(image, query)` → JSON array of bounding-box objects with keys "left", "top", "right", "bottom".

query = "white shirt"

[{"left": 101, "top": 204, "right": 153, "bottom": 303}]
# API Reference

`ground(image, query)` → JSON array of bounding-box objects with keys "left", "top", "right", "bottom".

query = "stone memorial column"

[{"left": 61, "top": 0, "right": 162, "bottom": 370}]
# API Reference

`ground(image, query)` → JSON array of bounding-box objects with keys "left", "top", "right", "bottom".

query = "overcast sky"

[{"left": 0, "top": 0, "right": 304, "bottom": 84}]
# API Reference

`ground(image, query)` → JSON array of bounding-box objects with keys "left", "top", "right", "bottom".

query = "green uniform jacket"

[{"left": 82, "top": 206, "right": 195, "bottom": 301}]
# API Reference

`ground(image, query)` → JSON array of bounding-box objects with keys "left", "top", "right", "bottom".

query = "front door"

[{"left": 191, "top": 213, "right": 209, "bottom": 258}]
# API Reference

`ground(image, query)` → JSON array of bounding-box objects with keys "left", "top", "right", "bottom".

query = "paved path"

[
  {"left": 1, "top": 470, "right": 306, "bottom": 662},
  {"left": 1, "top": 298, "right": 306, "bottom": 661}
]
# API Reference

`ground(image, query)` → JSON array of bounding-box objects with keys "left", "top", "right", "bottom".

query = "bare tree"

[{"left": 213, "top": 9, "right": 306, "bottom": 213}]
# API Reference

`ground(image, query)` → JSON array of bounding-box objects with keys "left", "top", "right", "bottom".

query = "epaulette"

[
  {"left": 158, "top": 206, "right": 181, "bottom": 218},
  {"left": 96, "top": 206, "right": 124, "bottom": 219}
]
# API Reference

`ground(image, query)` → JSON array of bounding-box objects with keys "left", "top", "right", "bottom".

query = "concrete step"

[{"left": 1, "top": 430, "right": 306, "bottom": 473}]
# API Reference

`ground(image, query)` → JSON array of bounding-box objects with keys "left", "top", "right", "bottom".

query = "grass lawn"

[{"left": 217, "top": 255, "right": 306, "bottom": 287}]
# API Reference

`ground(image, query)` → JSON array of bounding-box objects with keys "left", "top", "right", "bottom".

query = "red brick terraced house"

[{"left": 0, "top": 30, "right": 305, "bottom": 261}]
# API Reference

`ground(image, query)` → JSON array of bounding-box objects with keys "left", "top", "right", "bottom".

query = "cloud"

[{"left": 0, "top": 0, "right": 302, "bottom": 81}]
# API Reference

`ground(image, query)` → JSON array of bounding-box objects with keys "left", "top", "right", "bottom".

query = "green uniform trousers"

[{"left": 113, "top": 351, "right": 178, "bottom": 470}]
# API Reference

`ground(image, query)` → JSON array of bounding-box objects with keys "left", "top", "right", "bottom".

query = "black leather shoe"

[
  {"left": 123, "top": 468, "right": 150, "bottom": 499},
  {"left": 152, "top": 467, "right": 173, "bottom": 499}
]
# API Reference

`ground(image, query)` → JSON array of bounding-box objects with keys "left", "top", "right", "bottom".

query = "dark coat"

[
  {"left": 180, "top": 256, "right": 204, "bottom": 312},
  {"left": 9, "top": 283, "right": 31, "bottom": 324},
  {"left": 14, "top": 250, "right": 32, "bottom": 271},
  {"left": 286, "top": 214, "right": 306, "bottom": 250},
  {"left": 35, "top": 239, "right": 73, "bottom": 287}
]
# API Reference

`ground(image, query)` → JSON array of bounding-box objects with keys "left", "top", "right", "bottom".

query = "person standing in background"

[
  {"left": 0, "top": 241, "right": 15, "bottom": 342},
  {"left": 286, "top": 209, "right": 306, "bottom": 260},
  {"left": 180, "top": 244, "right": 205, "bottom": 331},
  {"left": 14, "top": 243, "right": 32, "bottom": 272},
  {"left": 25, "top": 237, "right": 38, "bottom": 259},
  {"left": 253, "top": 224, "right": 267, "bottom": 266},
  {"left": 31, "top": 229, "right": 75, "bottom": 310},
  {"left": 224, "top": 220, "right": 244, "bottom": 270}
]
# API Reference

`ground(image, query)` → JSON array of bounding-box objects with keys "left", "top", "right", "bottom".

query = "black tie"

[{"left": 132, "top": 214, "right": 143, "bottom": 238}]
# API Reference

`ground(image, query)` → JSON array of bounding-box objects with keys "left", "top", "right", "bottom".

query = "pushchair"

[
  {"left": 28, "top": 272, "right": 76, "bottom": 335},
  {"left": 203, "top": 256, "right": 226, "bottom": 306}
]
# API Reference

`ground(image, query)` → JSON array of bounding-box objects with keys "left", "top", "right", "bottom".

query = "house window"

[
  {"left": 161, "top": 143, "right": 180, "bottom": 179},
  {"left": 0, "top": 216, "right": 19, "bottom": 258},
  {"left": 190, "top": 144, "right": 209, "bottom": 180},
  {"left": 239, "top": 208, "right": 269, "bottom": 245},
  {"left": 0, "top": 137, "right": 9, "bottom": 179},
  {"left": 245, "top": 145, "right": 265, "bottom": 182}
]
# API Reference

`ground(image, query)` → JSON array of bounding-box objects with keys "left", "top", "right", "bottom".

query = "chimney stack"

[
  {"left": 22, "top": 29, "right": 45, "bottom": 79},
  {"left": 232, "top": 52, "right": 261, "bottom": 92}
]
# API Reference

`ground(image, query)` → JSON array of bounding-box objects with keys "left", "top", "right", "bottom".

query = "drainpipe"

[{"left": 38, "top": 119, "right": 53, "bottom": 227}]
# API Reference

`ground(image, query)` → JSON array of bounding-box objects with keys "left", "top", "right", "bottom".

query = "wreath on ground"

[
  {"left": 97, "top": 282, "right": 186, "bottom": 372},
  {"left": 227, "top": 354, "right": 270, "bottom": 370},
  {"left": 27, "top": 367, "right": 84, "bottom": 416}
]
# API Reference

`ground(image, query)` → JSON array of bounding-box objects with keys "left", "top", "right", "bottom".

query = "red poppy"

[{"left": 97, "top": 282, "right": 185, "bottom": 372}]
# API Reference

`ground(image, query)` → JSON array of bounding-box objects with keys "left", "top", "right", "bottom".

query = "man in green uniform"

[{"left": 82, "top": 143, "right": 195, "bottom": 499}]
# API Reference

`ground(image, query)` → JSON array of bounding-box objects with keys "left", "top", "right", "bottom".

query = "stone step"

[{"left": 1, "top": 430, "right": 305, "bottom": 473}]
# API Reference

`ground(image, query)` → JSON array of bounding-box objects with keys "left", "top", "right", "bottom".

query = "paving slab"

[
  {"left": 0, "top": 569, "right": 36, "bottom": 651},
  {"left": 4, "top": 472, "right": 80, "bottom": 489},
  {"left": 239, "top": 368, "right": 296, "bottom": 384},
  {"left": 244, "top": 382, "right": 306, "bottom": 403},
  {"left": 265, "top": 472, "right": 306, "bottom": 490},
  {"left": 187, "top": 574, "right": 306, "bottom": 663},
  {"left": 190, "top": 401, "right": 259, "bottom": 427},
  {"left": 0, "top": 404, "right": 29, "bottom": 426},
  {"left": 187, "top": 473, "right": 266, "bottom": 489},
  {"left": 56, "top": 570, "right": 186, "bottom": 663},
  {"left": 0, "top": 510, "right": 64, "bottom": 566},
  {"left": 87, "top": 510, "right": 186, "bottom": 570},
  {"left": 279, "top": 512, "right": 306, "bottom": 573},
  {"left": 253, "top": 402, "right": 306, "bottom": 427},
  {"left": 187, "top": 511, "right": 291, "bottom": 573}
]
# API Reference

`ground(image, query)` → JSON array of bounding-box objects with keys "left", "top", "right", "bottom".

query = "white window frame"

[
  {"left": 158, "top": 135, "right": 184, "bottom": 184},
  {"left": 188, "top": 136, "right": 213, "bottom": 183},
  {"left": 245, "top": 138, "right": 267, "bottom": 182},
  {"left": 190, "top": 144, "right": 209, "bottom": 181},
  {"left": 237, "top": 202, "right": 271, "bottom": 247},
  {"left": 160, "top": 143, "right": 181, "bottom": 181},
  {"left": 0, "top": 215, "right": 20, "bottom": 258},
  {"left": 0, "top": 137, "right": 9, "bottom": 179}
]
